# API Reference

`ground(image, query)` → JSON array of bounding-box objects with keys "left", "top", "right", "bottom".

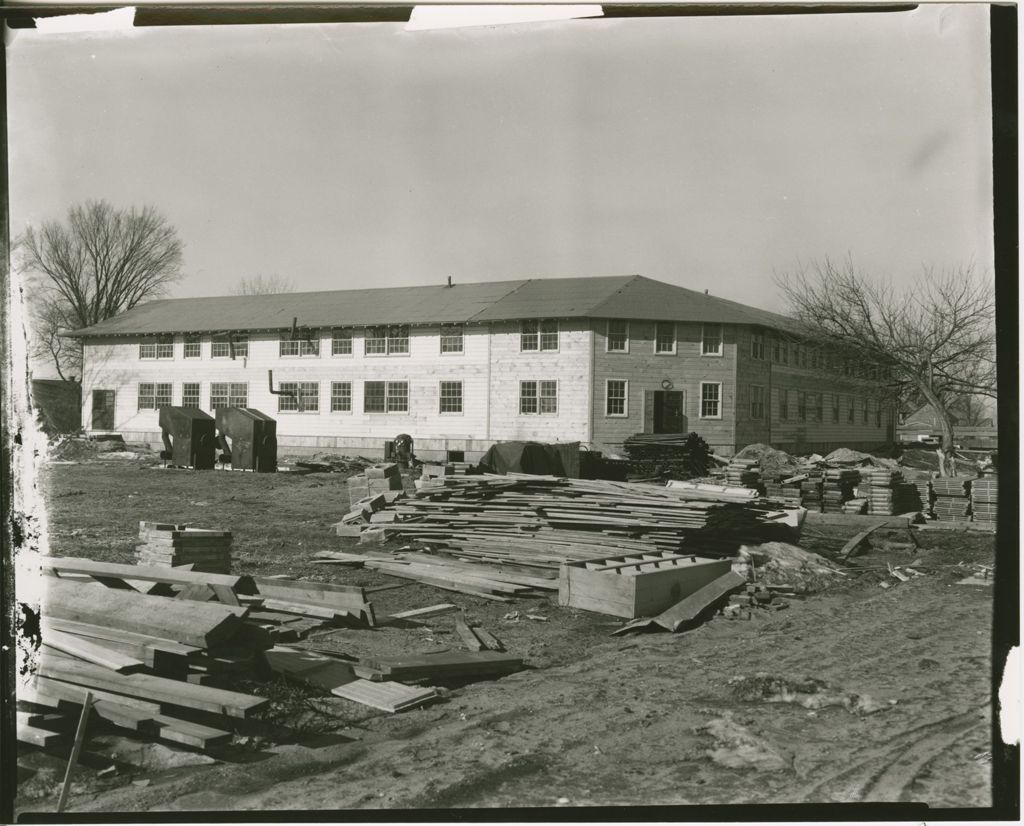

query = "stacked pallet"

[
  {"left": 346, "top": 463, "right": 404, "bottom": 509},
  {"left": 970, "top": 477, "right": 997, "bottom": 525},
  {"left": 821, "top": 469, "right": 860, "bottom": 513},
  {"left": 931, "top": 478, "right": 973, "bottom": 522},
  {"left": 135, "top": 522, "right": 233, "bottom": 574},
  {"left": 724, "top": 457, "right": 761, "bottom": 489}
]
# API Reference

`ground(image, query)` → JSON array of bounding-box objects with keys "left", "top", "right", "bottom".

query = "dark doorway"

[
  {"left": 91, "top": 389, "right": 115, "bottom": 430},
  {"left": 652, "top": 390, "right": 685, "bottom": 433}
]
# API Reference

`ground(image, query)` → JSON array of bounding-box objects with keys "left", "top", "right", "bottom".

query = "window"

[
  {"left": 700, "top": 382, "right": 722, "bottom": 418},
  {"left": 797, "top": 391, "right": 807, "bottom": 421},
  {"left": 655, "top": 322, "right": 676, "bottom": 354},
  {"left": 606, "top": 380, "right": 628, "bottom": 417},
  {"left": 278, "top": 382, "right": 319, "bottom": 413},
  {"left": 772, "top": 337, "right": 780, "bottom": 362},
  {"left": 848, "top": 397, "right": 855, "bottom": 423},
  {"left": 439, "top": 381, "right": 463, "bottom": 413},
  {"left": 140, "top": 335, "right": 173, "bottom": 360},
  {"left": 751, "top": 332, "right": 766, "bottom": 360},
  {"left": 212, "top": 333, "right": 248, "bottom": 359},
  {"left": 793, "top": 345, "right": 801, "bottom": 368},
  {"left": 520, "top": 320, "right": 558, "bottom": 352},
  {"left": 330, "top": 382, "right": 352, "bottom": 412},
  {"left": 606, "top": 320, "right": 629, "bottom": 353},
  {"left": 280, "top": 328, "right": 320, "bottom": 357},
  {"left": 813, "top": 393, "right": 823, "bottom": 423},
  {"left": 362, "top": 381, "right": 408, "bottom": 413},
  {"left": 138, "top": 382, "right": 171, "bottom": 410},
  {"left": 750, "top": 385, "right": 766, "bottom": 419},
  {"left": 832, "top": 395, "right": 840, "bottom": 423},
  {"left": 520, "top": 380, "right": 557, "bottom": 415},
  {"left": 365, "top": 325, "right": 409, "bottom": 355},
  {"left": 779, "top": 390, "right": 789, "bottom": 420},
  {"left": 440, "top": 324, "right": 464, "bottom": 354},
  {"left": 799, "top": 346, "right": 808, "bottom": 369},
  {"left": 862, "top": 397, "right": 869, "bottom": 425},
  {"left": 210, "top": 382, "right": 248, "bottom": 409},
  {"left": 876, "top": 402, "right": 883, "bottom": 428},
  {"left": 701, "top": 324, "right": 723, "bottom": 356},
  {"left": 331, "top": 328, "right": 353, "bottom": 356},
  {"left": 181, "top": 382, "right": 201, "bottom": 408},
  {"left": 183, "top": 335, "right": 201, "bottom": 359}
]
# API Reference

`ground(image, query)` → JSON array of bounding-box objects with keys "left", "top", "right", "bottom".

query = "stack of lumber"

[
  {"left": 970, "top": 477, "right": 997, "bottom": 525},
  {"left": 860, "top": 469, "right": 921, "bottom": 515},
  {"left": 621, "top": 432, "right": 711, "bottom": 477},
  {"left": 420, "top": 462, "right": 471, "bottom": 481},
  {"left": 821, "top": 469, "right": 860, "bottom": 513},
  {"left": 346, "top": 463, "right": 404, "bottom": 509},
  {"left": 842, "top": 498, "right": 867, "bottom": 514},
  {"left": 931, "top": 478, "right": 973, "bottom": 522},
  {"left": 911, "top": 478, "right": 934, "bottom": 517},
  {"left": 799, "top": 470, "right": 824, "bottom": 511},
  {"left": 135, "top": 522, "right": 233, "bottom": 574},
  {"left": 763, "top": 478, "right": 802, "bottom": 507},
  {"left": 724, "top": 457, "right": 761, "bottom": 489}
]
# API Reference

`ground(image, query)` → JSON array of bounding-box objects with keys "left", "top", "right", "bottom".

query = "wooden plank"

[
  {"left": 356, "top": 650, "right": 523, "bottom": 682},
  {"left": 175, "top": 583, "right": 217, "bottom": 602},
  {"left": 17, "top": 723, "right": 66, "bottom": 749},
  {"left": 41, "top": 629, "right": 147, "bottom": 674},
  {"left": 262, "top": 646, "right": 357, "bottom": 690},
  {"left": 57, "top": 691, "right": 93, "bottom": 813},
  {"left": 252, "top": 576, "right": 366, "bottom": 596},
  {"left": 26, "top": 676, "right": 163, "bottom": 714},
  {"left": 840, "top": 522, "right": 888, "bottom": 560},
  {"left": 331, "top": 680, "right": 438, "bottom": 713},
  {"left": 804, "top": 512, "right": 913, "bottom": 528},
  {"left": 470, "top": 626, "right": 504, "bottom": 652},
  {"left": 42, "top": 579, "right": 247, "bottom": 649},
  {"left": 39, "top": 653, "right": 267, "bottom": 719},
  {"left": 143, "top": 714, "right": 232, "bottom": 750},
  {"left": 453, "top": 615, "right": 484, "bottom": 651},
  {"left": 613, "top": 571, "right": 746, "bottom": 634},
  {"left": 387, "top": 604, "right": 459, "bottom": 621},
  {"left": 38, "top": 555, "right": 254, "bottom": 594},
  {"left": 17, "top": 710, "right": 66, "bottom": 728},
  {"left": 41, "top": 618, "right": 202, "bottom": 659}
]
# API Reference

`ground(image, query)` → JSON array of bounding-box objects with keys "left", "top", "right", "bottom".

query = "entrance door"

[
  {"left": 653, "top": 390, "right": 685, "bottom": 433},
  {"left": 91, "top": 390, "right": 115, "bottom": 430}
]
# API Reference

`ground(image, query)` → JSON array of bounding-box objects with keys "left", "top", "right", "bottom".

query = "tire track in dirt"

[{"left": 794, "top": 703, "right": 990, "bottom": 803}]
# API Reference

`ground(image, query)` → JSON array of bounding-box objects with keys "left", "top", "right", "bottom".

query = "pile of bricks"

[
  {"left": 970, "top": 477, "right": 997, "bottom": 525},
  {"left": 135, "top": 522, "right": 233, "bottom": 574},
  {"left": 931, "top": 477, "right": 973, "bottom": 522}
]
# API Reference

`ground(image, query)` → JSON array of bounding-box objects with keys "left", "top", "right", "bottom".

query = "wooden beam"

[
  {"left": 57, "top": 691, "right": 93, "bottom": 813},
  {"left": 41, "top": 629, "right": 147, "bottom": 674},
  {"left": 840, "top": 522, "right": 888, "bottom": 560},
  {"left": 38, "top": 556, "right": 255, "bottom": 594}
]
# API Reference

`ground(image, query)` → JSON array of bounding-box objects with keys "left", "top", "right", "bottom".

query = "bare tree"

[
  {"left": 18, "top": 201, "right": 184, "bottom": 378},
  {"left": 231, "top": 274, "right": 294, "bottom": 295},
  {"left": 776, "top": 257, "right": 995, "bottom": 475}
]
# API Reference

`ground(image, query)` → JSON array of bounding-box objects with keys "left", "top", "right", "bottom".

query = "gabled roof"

[{"left": 67, "top": 274, "right": 797, "bottom": 337}]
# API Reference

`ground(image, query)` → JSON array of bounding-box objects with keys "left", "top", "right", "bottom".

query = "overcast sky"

[{"left": 9, "top": 4, "right": 993, "bottom": 314}]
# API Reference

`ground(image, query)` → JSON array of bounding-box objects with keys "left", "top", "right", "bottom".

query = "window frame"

[
  {"left": 277, "top": 381, "right": 319, "bottom": 413},
  {"left": 797, "top": 390, "right": 807, "bottom": 422},
  {"left": 279, "top": 328, "right": 321, "bottom": 358},
  {"left": 440, "top": 323, "right": 465, "bottom": 355},
  {"left": 331, "top": 327, "right": 353, "bottom": 357},
  {"left": 439, "top": 380, "right": 463, "bottom": 414},
  {"left": 138, "top": 382, "right": 172, "bottom": 410},
  {"left": 750, "top": 384, "right": 766, "bottom": 420},
  {"left": 699, "top": 381, "right": 722, "bottom": 419},
  {"left": 654, "top": 321, "right": 677, "bottom": 355},
  {"left": 779, "top": 389, "right": 789, "bottom": 420},
  {"left": 181, "top": 382, "right": 201, "bottom": 409},
  {"left": 210, "top": 382, "right": 248, "bottom": 410},
  {"left": 848, "top": 396, "right": 856, "bottom": 424},
  {"left": 832, "top": 394, "right": 840, "bottom": 423},
  {"left": 139, "top": 335, "right": 174, "bottom": 360},
  {"left": 701, "top": 324, "right": 723, "bottom": 357},
  {"left": 751, "top": 332, "right": 766, "bottom": 360},
  {"left": 183, "top": 335, "right": 202, "bottom": 359},
  {"left": 519, "top": 319, "right": 559, "bottom": 352},
  {"left": 362, "top": 381, "right": 409, "bottom": 414},
  {"left": 211, "top": 333, "right": 248, "bottom": 359},
  {"left": 605, "top": 379, "right": 628, "bottom": 417},
  {"left": 519, "top": 379, "right": 558, "bottom": 415},
  {"left": 606, "top": 320, "right": 629, "bottom": 353},
  {"left": 330, "top": 381, "right": 352, "bottom": 413},
  {"left": 387, "top": 325, "right": 410, "bottom": 355}
]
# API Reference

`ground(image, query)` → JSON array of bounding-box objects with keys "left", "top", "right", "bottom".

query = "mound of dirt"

[
  {"left": 733, "top": 443, "right": 802, "bottom": 477},
  {"left": 733, "top": 542, "right": 846, "bottom": 593},
  {"left": 695, "top": 713, "right": 793, "bottom": 772}
]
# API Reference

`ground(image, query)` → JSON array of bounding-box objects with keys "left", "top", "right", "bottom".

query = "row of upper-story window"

[
  {"left": 134, "top": 378, "right": 561, "bottom": 416},
  {"left": 747, "top": 331, "right": 891, "bottom": 381}
]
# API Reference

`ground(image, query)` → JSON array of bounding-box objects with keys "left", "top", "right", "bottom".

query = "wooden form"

[{"left": 559, "top": 551, "right": 733, "bottom": 619}]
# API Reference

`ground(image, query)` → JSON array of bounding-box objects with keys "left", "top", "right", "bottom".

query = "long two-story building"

[{"left": 67, "top": 274, "right": 896, "bottom": 460}]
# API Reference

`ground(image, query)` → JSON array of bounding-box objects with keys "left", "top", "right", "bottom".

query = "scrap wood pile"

[
  {"left": 931, "top": 477, "right": 973, "bottom": 522},
  {"left": 17, "top": 553, "right": 384, "bottom": 754},
  {"left": 970, "top": 477, "right": 997, "bottom": 525}
]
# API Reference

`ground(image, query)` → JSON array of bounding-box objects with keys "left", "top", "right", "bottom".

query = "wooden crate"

[{"left": 558, "top": 552, "right": 733, "bottom": 619}]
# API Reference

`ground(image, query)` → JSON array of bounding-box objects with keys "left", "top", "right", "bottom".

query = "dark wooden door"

[
  {"left": 653, "top": 390, "right": 685, "bottom": 433},
  {"left": 91, "top": 390, "right": 115, "bottom": 430}
]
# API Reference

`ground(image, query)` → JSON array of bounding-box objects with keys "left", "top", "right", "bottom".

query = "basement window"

[
  {"left": 278, "top": 381, "right": 319, "bottom": 413},
  {"left": 520, "top": 380, "right": 558, "bottom": 415},
  {"left": 331, "top": 382, "right": 352, "bottom": 412},
  {"left": 440, "top": 324, "right": 464, "bottom": 354},
  {"left": 210, "top": 382, "right": 248, "bottom": 409},
  {"left": 138, "top": 382, "right": 172, "bottom": 410},
  {"left": 700, "top": 382, "right": 722, "bottom": 418},
  {"left": 701, "top": 324, "right": 723, "bottom": 356}
]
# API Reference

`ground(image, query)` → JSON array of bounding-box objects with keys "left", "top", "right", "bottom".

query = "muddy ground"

[{"left": 16, "top": 450, "right": 997, "bottom": 814}]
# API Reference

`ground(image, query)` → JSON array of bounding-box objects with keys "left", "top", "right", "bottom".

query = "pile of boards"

[
  {"left": 135, "top": 522, "right": 233, "bottom": 574},
  {"left": 821, "top": 468, "right": 860, "bottom": 513},
  {"left": 931, "top": 478, "right": 973, "bottom": 522},
  {"left": 724, "top": 457, "right": 761, "bottom": 489},
  {"left": 859, "top": 469, "right": 922, "bottom": 516},
  {"left": 18, "top": 555, "right": 377, "bottom": 753},
  {"left": 350, "top": 474, "right": 789, "bottom": 568},
  {"left": 971, "top": 477, "right": 997, "bottom": 525}
]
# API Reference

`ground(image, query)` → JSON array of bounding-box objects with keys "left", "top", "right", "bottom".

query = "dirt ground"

[{"left": 16, "top": 449, "right": 997, "bottom": 813}]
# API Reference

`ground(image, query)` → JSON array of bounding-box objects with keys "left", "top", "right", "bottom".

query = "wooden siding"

[
  {"left": 733, "top": 327, "right": 896, "bottom": 454},
  {"left": 81, "top": 326, "right": 493, "bottom": 442},
  {"left": 590, "top": 320, "right": 737, "bottom": 452}
]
